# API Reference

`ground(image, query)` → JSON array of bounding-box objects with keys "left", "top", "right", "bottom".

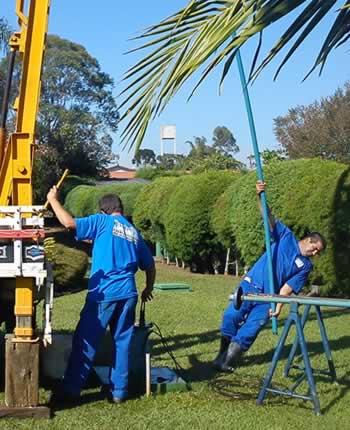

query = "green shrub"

[
  {"left": 63, "top": 185, "right": 97, "bottom": 217},
  {"left": 229, "top": 159, "right": 350, "bottom": 296},
  {"left": 59, "top": 175, "right": 95, "bottom": 202},
  {"left": 164, "top": 171, "right": 237, "bottom": 271},
  {"left": 133, "top": 176, "right": 180, "bottom": 246},
  {"left": 211, "top": 177, "right": 240, "bottom": 249},
  {"left": 64, "top": 183, "right": 144, "bottom": 218},
  {"left": 136, "top": 166, "right": 182, "bottom": 181},
  {"left": 52, "top": 244, "right": 88, "bottom": 292}
]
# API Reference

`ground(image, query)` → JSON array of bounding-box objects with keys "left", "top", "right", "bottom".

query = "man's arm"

[
  {"left": 141, "top": 265, "right": 156, "bottom": 302},
  {"left": 256, "top": 181, "right": 275, "bottom": 232},
  {"left": 47, "top": 185, "right": 76, "bottom": 229},
  {"left": 269, "top": 283, "right": 293, "bottom": 318}
]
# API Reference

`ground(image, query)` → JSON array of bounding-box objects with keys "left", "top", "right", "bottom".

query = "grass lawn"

[{"left": 1, "top": 262, "right": 350, "bottom": 429}]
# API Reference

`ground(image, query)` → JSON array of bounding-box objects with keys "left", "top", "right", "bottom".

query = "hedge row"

[
  {"left": 133, "top": 159, "right": 350, "bottom": 295},
  {"left": 227, "top": 159, "right": 350, "bottom": 296},
  {"left": 134, "top": 171, "right": 238, "bottom": 272},
  {"left": 164, "top": 171, "right": 237, "bottom": 268},
  {"left": 52, "top": 243, "right": 89, "bottom": 292},
  {"left": 64, "top": 182, "right": 144, "bottom": 218},
  {"left": 61, "top": 160, "right": 350, "bottom": 296}
]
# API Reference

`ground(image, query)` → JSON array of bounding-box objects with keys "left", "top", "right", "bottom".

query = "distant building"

[{"left": 107, "top": 165, "right": 136, "bottom": 180}]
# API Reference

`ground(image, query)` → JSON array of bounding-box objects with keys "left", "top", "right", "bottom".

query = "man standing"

[
  {"left": 213, "top": 181, "right": 326, "bottom": 372},
  {"left": 47, "top": 187, "right": 156, "bottom": 403}
]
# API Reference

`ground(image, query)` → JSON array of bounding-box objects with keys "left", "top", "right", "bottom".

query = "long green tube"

[{"left": 235, "top": 48, "right": 278, "bottom": 334}]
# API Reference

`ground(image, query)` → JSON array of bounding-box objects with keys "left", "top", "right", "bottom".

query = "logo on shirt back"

[
  {"left": 295, "top": 257, "right": 304, "bottom": 268},
  {"left": 112, "top": 220, "right": 138, "bottom": 244}
]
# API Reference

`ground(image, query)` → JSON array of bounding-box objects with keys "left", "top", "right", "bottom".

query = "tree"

[
  {"left": 119, "top": 1, "right": 350, "bottom": 152},
  {"left": 212, "top": 126, "right": 239, "bottom": 156},
  {"left": 156, "top": 153, "right": 187, "bottom": 170},
  {"left": 187, "top": 136, "right": 215, "bottom": 160},
  {"left": 1, "top": 35, "right": 119, "bottom": 201},
  {"left": 132, "top": 148, "right": 156, "bottom": 166},
  {"left": 1, "top": 35, "right": 120, "bottom": 201},
  {"left": 0, "top": 17, "right": 11, "bottom": 53},
  {"left": 260, "top": 149, "right": 286, "bottom": 165},
  {"left": 274, "top": 82, "right": 350, "bottom": 163},
  {"left": 190, "top": 152, "right": 245, "bottom": 173}
]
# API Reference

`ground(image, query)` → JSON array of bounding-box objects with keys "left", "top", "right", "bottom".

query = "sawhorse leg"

[
  {"left": 257, "top": 303, "right": 321, "bottom": 415},
  {"left": 284, "top": 305, "right": 336, "bottom": 382}
]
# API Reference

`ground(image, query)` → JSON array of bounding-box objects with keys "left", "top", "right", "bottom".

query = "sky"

[{"left": 2, "top": 0, "right": 349, "bottom": 167}]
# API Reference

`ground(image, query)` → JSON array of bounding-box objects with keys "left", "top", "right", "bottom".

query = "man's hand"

[
  {"left": 269, "top": 303, "right": 283, "bottom": 318},
  {"left": 46, "top": 184, "right": 76, "bottom": 229},
  {"left": 141, "top": 286, "right": 154, "bottom": 302},
  {"left": 256, "top": 180, "right": 265, "bottom": 195},
  {"left": 256, "top": 180, "right": 276, "bottom": 231},
  {"left": 269, "top": 284, "right": 293, "bottom": 318},
  {"left": 47, "top": 185, "right": 59, "bottom": 203}
]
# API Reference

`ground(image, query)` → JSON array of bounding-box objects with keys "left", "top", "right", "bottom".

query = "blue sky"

[{"left": 2, "top": 1, "right": 349, "bottom": 167}]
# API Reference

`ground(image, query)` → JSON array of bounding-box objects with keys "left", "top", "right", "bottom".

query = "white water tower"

[{"left": 160, "top": 125, "right": 176, "bottom": 156}]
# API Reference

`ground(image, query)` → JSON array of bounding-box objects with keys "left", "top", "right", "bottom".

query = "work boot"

[
  {"left": 219, "top": 341, "right": 242, "bottom": 372},
  {"left": 212, "top": 335, "right": 230, "bottom": 370}
]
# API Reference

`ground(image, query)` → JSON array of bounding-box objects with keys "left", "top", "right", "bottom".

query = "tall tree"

[
  {"left": 212, "top": 126, "right": 239, "bottom": 156},
  {"left": 132, "top": 148, "right": 156, "bottom": 166},
  {"left": 0, "top": 34, "right": 119, "bottom": 201},
  {"left": 190, "top": 152, "right": 245, "bottom": 173},
  {"left": 156, "top": 153, "right": 186, "bottom": 170},
  {"left": 274, "top": 82, "right": 350, "bottom": 163},
  {"left": 0, "top": 17, "right": 11, "bottom": 53},
  {"left": 119, "top": 1, "right": 350, "bottom": 152},
  {"left": 261, "top": 149, "right": 286, "bottom": 165},
  {"left": 187, "top": 136, "right": 215, "bottom": 160}
]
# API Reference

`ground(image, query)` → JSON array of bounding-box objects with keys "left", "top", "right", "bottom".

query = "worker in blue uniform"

[
  {"left": 213, "top": 181, "right": 326, "bottom": 372},
  {"left": 47, "top": 187, "right": 156, "bottom": 403}
]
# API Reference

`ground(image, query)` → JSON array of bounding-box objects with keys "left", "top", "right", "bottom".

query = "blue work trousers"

[
  {"left": 221, "top": 283, "right": 270, "bottom": 351},
  {"left": 64, "top": 296, "right": 137, "bottom": 399}
]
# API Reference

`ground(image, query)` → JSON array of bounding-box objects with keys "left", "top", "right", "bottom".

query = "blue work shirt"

[
  {"left": 75, "top": 214, "right": 154, "bottom": 303},
  {"left": 245, "top": 220, "right": 312, "bottom": 294}
]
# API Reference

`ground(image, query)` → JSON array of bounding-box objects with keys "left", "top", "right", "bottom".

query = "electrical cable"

[{"left": 140, "top": 302, "right": 187, "bottom": 377}]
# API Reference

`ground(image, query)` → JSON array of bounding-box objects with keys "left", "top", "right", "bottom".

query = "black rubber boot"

[
  {"left": 212, "top": 335, "right": 230, "bottom": 370},
  {"left": 219, "top": 341, "right": 242, "bottom": 372}
]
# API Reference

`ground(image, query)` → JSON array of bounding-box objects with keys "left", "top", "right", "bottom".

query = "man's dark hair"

[
  {"left": 99, "top": 194, "right": 124, "bottom": 215},
  {"left": 302, "top": 232, "right": 327, "bottom": 251}
]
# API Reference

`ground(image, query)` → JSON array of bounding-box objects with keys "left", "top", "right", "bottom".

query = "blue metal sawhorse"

[{"left": 256, "top": 303, "right": 337, "bottom": 415}]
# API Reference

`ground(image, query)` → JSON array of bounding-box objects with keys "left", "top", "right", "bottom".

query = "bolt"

[{"left": 18, "top": 165, "right": 27, "bottom": 174}]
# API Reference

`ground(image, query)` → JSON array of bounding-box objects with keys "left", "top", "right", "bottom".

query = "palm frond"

[{"left": 118, "top": 0, "right": 350, "bottom": 153}]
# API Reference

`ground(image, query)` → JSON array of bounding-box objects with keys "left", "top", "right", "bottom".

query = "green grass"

[{"left": 1, "top": 263, "right": 350, "bottom": 429}]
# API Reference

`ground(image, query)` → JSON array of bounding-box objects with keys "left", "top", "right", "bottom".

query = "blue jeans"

[
  {"left": 64, "top": 296, "right": 137, "bottom": 399},
  {"left": 221, "top": 283, "right": 270, "bottom": 351}
]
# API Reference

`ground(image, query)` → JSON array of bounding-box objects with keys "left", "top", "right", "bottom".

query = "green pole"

[{"left": 235, "top": 48, "right": 278, "bottom": 334}]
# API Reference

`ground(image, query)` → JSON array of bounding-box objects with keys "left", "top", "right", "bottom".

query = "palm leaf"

[{"left": 118, "top": 0, "right": 350, "bottom": 153}]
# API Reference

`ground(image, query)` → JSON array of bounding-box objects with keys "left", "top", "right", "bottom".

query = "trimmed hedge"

[
  {"left": 228, "top": 159, "right": 350, "bottom": 296},
  {"left": 211, "top": 177, "right": 240, "bottom": 249},
  {"left": 133, "top": 176, "right": 180, "bottom": 244},
  {"left": 52, "top": 243, "right": 89, "bottom": 292},
  {"left": 59, "top": 175, "right": 95, "bottom": 202},
  {"left": 64, "top": 183, "right": 144, "bottom": 218},
  {"left": 164, "top": 171, "right": 237, "bottom": 270}
]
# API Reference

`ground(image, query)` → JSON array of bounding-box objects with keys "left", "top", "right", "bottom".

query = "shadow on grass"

[
  {"left": 49, "top": 384, "right": 108, "bottom": 414},
  {"left": 320, "top": 372, "right": 350, "bottom": 414},
  {"left": 242, "top": 335, "right": 350, "bottom": 368},
  {"left": 149, "top": 328, "right": 220, "bottom": 356},
  {"left": 205, "top": 365, "right": 350, "bottom": 414}
]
